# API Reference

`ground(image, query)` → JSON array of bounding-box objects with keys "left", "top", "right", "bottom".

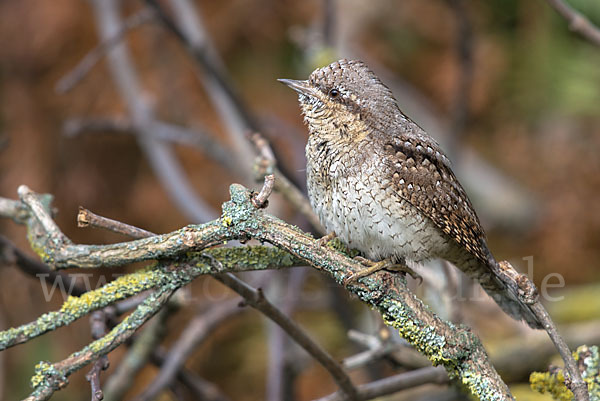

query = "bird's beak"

[{"left": 278, "top": 79, "right": 314, "bottom": 97}]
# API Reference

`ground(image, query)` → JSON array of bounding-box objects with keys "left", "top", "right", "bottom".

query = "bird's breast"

[{"left": 306, "top": 142, "right": 451, "bottom": 263}]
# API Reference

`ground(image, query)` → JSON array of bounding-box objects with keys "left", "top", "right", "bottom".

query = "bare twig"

[
  {"left": 0, "top": 196, "right": 31, "bottom": 223},
  {"left": 214, "top": 273, "right": 358, "bottom": 400},
  {"left": 251, "top": 174, "right": 275, "bottom": 209},
  {"left": 86, "top": 356, "right": 109, "bottom": 401},
  {"left": 315, "top": 366, "right": 448, "bottom": 401},
  {"left": 55, "top": 8, "right": 156, "bottom": 93},
  {"left": 103, "top": 303, "right": 173, "bottom": 401},
  {"left": 64, "top": 117, "right": 242, "bottom": 177},
  {"left": 446, "top": 0, "right": 474, "bottom": 154},
  {"left": 545, "top": 0, "right": 600, "bottom": 47},
  {"left": 90, "top": 0, "right": 217, "bottom": 223},
  {"left": 493, "top": 319, "right": 600, "bottom": 382},
  {"left": 18, "top": 186, "right": 65, "bottom": 242},
  {"left": 87, "top": 310, "right": 112, "bottom": 401},
  {"left": 249, "top": 132, "right": 276, "bottom": 170},
  {"left": 249, "top": 132, "right": 325, "bottom": 234},
  {"left": 266, "top": 268, "right": 308, "bottom": 401},
  {"left": 150, "top": 347, "right": 232, "bottom": 401},
  {"left": 132, "top": 300, "right": 242, "bottom": 401},
  {"left": 0, "top": 235, "right": 87, "bottom": 297},
  {"left": 147, "top": 0, "right": 257, "bottom": 173},
  {"left": 497, "top": 261, "right": 589, "bottom": 401},
  {"left": 343, "top": 330, "right": 399, "bottom": 370},
  {"left": 78, "top": 207, "right": 156, "bottom": 238}
]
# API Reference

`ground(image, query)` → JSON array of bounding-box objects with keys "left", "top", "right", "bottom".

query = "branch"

[
  {"left": 545, "top": 0, "right": 600, "bottom": 47},
  {"left": 497, "top": 261, "right": 589, "bottom": 401},
  {"left": 147, "top": 0, "right": 257, "bottom": 175},
  {"left": 1, "top": 182, "right": 520, "bottom": 400},
  {"left": 251, "top": 174, "right": 275, "bottom": 209},
  {"left": 86, "top": 311, "right": 111, "bottom": 401},
  {"left": 531, "top": 345, "right": 599, "bottom": 400},
  {"left": 315, "top": 366, "right": 448, "bottom": 401},
  {"left": 64, "top": 117, "right": 242, "bottom": 177},
  {"left": 78, "top": 207, "right": 155, "bottom": 238},
  {"left": 90, "top": 0, "right": 217, "bottom": 223},
  {"left": 23, "top": 284, "right": 176, "bottom": 401},
  {"left": 132, "top": 300, "right": 242, "bottom": 401},
  {"left": 102, "top": 299, "right": 176, "bottom": 401},
  {"left": 55, "top": 7, "right": 156, "bottom": 94},
  {"left": 0, "top": 235, "right": 87, "bottom": 297},
  {"left": 214, "top": 273, "right": 359, "bottom": 401},
  {"left": 150, "top": 347, "right": 232, "bottom": 401}
]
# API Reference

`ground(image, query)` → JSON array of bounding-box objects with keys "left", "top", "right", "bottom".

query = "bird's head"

[{"left": 279, "top": 59, "right": 399, "bottom": 145}]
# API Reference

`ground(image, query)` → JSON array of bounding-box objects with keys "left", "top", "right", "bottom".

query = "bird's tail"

[{"left": 474, "top": 261, "right": 543, "bottom": 329}]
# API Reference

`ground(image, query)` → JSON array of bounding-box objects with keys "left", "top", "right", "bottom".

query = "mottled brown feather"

[{"left": 383, "top": 131, "right": 493, "bottom": 265}]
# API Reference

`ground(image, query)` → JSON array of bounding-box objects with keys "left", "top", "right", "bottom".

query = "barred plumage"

[{"left": 280, "top": 59, "right": 542, "bottom": 329}]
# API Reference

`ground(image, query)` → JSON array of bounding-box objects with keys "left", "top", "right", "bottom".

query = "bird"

[{"left": 279, "top": 59, "right": 542, "bottom": 329}]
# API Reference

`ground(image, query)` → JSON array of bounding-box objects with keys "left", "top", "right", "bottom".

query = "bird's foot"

[
  {"left": 344, "top": 257, "right": 422, "bottom": 286},
  {"left": 316, "top": 232, "right": 337, "bottom": 247}
]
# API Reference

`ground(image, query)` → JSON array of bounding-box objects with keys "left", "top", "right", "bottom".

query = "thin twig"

[
  {"left": 132, "top": 300, "right": 242, "bottom": 401},
  {"left": 86, "top": 311, "right": 111, "bottom": 401},
  {"left": 249, "top": 132, "right": 325, "bottom": 234},
  {"left": 251, "top": 174, "right": 275, "bottom": 209},
  {"left": 266, "top": 268, "right": 309, "bottom": 401},
  {"left": 78, "top": 207, "right": 156, "bottom": 238},
  {"left": 64, "top": 117, "right": 242, "bottom": 176},
  {"left": 343, "top": 330, "right": 399, "bottom": 371},
  {"left": 497, "top": 261, "right": 589, "bottom": 401},
  {"left": 55, "top": 8, "right": 156, "bottom": 94},
  {"left": 86, "top": 356, "right": 109, "bottom": 401},
  {"left": 148, "top": 0, "right": 257, "bottom": 173},
  {"left": 18, "top": 186, "right": 65, "bottom": 242},
  {"left": 0, "top": 235, "right": 87, "bottom": 296},
  {"left": 90, "top": 0, "right": 217, "bottom": 223},
  {"left": 103, "top": 302, "right": 173, "bottom": 401},
  {"left": 150, "top": 347, "right": 232, "bottom": 401},
  {"left": 446, "top": 0, "right": 474, "bottom": 155},
  {"left": 545, "top": 0, "right": 600, "bottom": 47},
  {"left": 315, "top": 366, "right": 448, "bottom": 401},
  {"left": 214, "top": 273, "right": 359, "bottom": 401}
]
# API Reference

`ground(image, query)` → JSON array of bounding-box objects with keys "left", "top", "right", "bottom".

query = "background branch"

[{"left": 545, "top": 0, "right": 600, "bottom": 47}]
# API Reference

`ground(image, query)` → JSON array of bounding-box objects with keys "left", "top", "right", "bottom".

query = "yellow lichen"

[
  {"left": 222, "top": 215, "right": 233, "bottom": 227},
  {"left": 59, "top": 268, "right": 159, "bottom": 315},
  {"left": 530, "top": 371, "right": 573, "bottom": 400}
]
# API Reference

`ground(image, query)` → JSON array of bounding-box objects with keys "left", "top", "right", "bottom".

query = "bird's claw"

[
  {"left": 316, "top": 232, "right": 337, "bottom": 247},
  {"left": 343, "top": 257, "right": 422, "bottom": 286}
]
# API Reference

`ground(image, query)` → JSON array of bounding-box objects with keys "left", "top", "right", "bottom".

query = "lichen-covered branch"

[
  {"left": 530, "top": 345, "right": 599, "bottom": 400},
  {"left": 23, "top": 285, "right": 176, "bottom": 401},
  {"left": 0, "top": 246, "right": 301, "bottom": 352},
  {"left": 1, "top": 182, "right": 518, "bottom": 400}
]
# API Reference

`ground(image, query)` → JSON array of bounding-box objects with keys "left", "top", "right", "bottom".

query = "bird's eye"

[{"left": 329, "top": 88, "right": 340, "bottom": 98}]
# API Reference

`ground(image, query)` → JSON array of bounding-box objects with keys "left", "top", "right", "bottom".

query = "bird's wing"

[{"left": 383, "top": 131, "right": 492, "bottom": 264}]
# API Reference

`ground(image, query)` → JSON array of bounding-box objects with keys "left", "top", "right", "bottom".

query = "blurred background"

[{"left": 0, "top": 0, "right": 599, "bottom": 400}]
